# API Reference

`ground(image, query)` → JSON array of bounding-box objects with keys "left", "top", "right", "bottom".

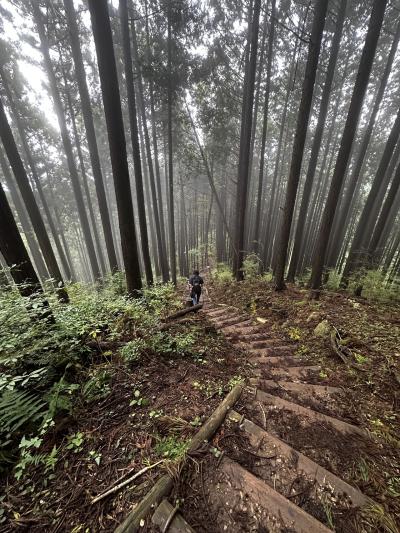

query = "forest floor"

[
  {"left": 0, "top": 277, "right": 399, "bottom": 532},
  {"left": 173, "top": 277, "right": 400, "bottom": 532}
]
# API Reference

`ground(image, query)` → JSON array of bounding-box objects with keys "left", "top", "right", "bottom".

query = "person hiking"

[{"left": 188, "top": 270, "right": 204, "bottom": 305}]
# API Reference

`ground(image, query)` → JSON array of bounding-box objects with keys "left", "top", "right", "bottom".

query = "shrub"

[
  {"left": 212, "top": 263, "right": 233, "bottom": 284},
  {"left": 242, "top": 253, "right": 261, "bottom": 279}
]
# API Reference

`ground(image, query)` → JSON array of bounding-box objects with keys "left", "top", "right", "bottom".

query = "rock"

[{"left": 313, "top": 319, "right": 331, "bottom": 338}]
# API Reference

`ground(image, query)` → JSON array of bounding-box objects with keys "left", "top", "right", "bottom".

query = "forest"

[{"left": 0, "top": 0, "right": 399, "bottom": 531}]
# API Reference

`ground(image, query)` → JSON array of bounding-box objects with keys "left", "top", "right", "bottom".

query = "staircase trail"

[{"left": 189, "top": 299, "right": 372, "bottom": 532}]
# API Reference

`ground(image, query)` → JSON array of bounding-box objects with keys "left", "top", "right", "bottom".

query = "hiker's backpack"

[{"left": 192, "top": 275, "right": 202, "bottom": 294}]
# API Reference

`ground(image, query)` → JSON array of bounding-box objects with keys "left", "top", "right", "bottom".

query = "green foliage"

[
  {"left": 119, "top": 339, "right": 146, "bottom": 363},
  {"left": 242, "top": 253, "right": 260, "bottom": 279},
  {"left": 324, "top": 269, "right": 341, "bottom": 291},
  {"left": 66, "top": 432, "right": 85, "bottom": 453},
  {"left": 82, "top": 369, "right": 111, "bottom": 402},
  {"left": 348, "top": 270, "right": 400, "bottom": 302},
  {"left": 154, "top": 436, "right": 189, "bottom": 461},
  {"left": 212, "top": 262, "right": 233, "bottom": 284},
  {"left": 129, "top": 389, "right": 149, "bottom": 407}
]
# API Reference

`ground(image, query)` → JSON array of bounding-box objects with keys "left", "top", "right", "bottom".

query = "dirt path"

[{"left": 176, "top": 299, "right": 375, "bottom": 532}]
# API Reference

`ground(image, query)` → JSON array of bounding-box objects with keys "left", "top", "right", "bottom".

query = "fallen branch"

[
  {"left": 115, "top": 383, "right": 244, "bottom": 531},
  {"left": 330, "top": 328, "right": 352, "bottom": 365},
  {"left": 165, "top": 303, "right": 203, "bottom": 321},
  {"left": 91, "top": 460, "right": 164, "bottom": 504}
]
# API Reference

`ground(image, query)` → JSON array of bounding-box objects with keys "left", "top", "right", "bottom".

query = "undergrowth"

[{"left": 0, "top": 275, "right": 182, "bottom": 473}]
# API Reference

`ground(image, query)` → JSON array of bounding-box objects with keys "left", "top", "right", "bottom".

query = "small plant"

[
  {"left": 228, "top": 375, "right": 244, "bottom": 389},
  {"left": 130, "top": 389, "right": 149, "bottom": 407},
  {"left": 212, "top": 263, "right": 233, "bottom": 284},
  {"left": 154, "top": 436, "right": 189, "bottom": 461},
  {"left": 190, "top": 416, "right": 202, "bottom": 427},
  {"left": 242, "top": 253, "right": 260, "bottom": 280},
  {"left": 149, "top": 409, "right": 163, "bottom": 419},
  {"left": 119, "top": 339, "right": 146, "bottom": 363},
  {"left": 288, "top": 327, "right": 302, "bottom": 341},
  {"left": 66, "top": 432, "right": 85, "bottom": 453},
  {"left": 82, "top": 370, "right": 111, "bottom": 402},
  {"left": 88, "top": 450, "right": 102, "bottom": 466}
]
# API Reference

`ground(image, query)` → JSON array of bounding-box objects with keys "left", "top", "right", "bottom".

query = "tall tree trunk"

[
  {"left": 67, "top": 93, "right": 107, "bottom": 276},
  {"left": 0, "top": 97, "right": 68, "bottom": 302},
  {"left": 88, "top": 0, "right": 142, "bottom": 296},
  {"left": 286, "top": 0, "right": 346, "bottom": 282},
  {"left": 330, "top": 20, "right": 400, "bottom": 254},
  {"left": 274, "top": 0, "right": 328, "bottom": 290},
  {"left": 310, "top": 0, "right": 387, "bottom": 296},
  {"left": 63, "top": 0, "right": 119, "bottom": 273},
  {"left": 119, "top": 0, "right": 153, "bottom": 286},
  {"left": 0, "top": 145, "right": 48, "bottom": 281},
  {"left": 131, "top": 18, "right": 169, "bottom": 283},
  {"left": 167, "top": 3, "right": 177, "bottom": 285},
  {"left": 342, "top": 105, "right": 400, "bottom": 282},
  {"left": 233, "top": 0, "right": 262, "bottom": 281},
  {"left": 0, "top": 180, "right": 50, "bottom": 307},
  {"left": 253, "top": 0, "right": 276, "bottom": 255},
  {"left": 0, "top": 66, "right": 72, "bottom": 281},
  {"left": 31, "top": 1, "right": 101, "bottom": 281}
]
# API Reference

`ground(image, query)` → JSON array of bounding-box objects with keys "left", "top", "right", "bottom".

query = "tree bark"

[
  {"left": 286, "top": 0, "right": 346, "bottom": 282},
  {"left": 274, "top": 0, "right": 328, "bottom": 290},
  {"left": 0, "top": 179, "right": 48, "bottom": 303},
  {"left": 31, "top": 1, "right": 101, "bottom": 281},
  {"left": 88, "top": 0, "right": 142, "bottom": 296},
  {"left": 120, "top": 0, "right": 153, "bottom": 286},
  {"left": 253, "top": 0, "right": 276, "bottom": 256},
  {"left": 342, "top": 105, "right": 400, "bottom": 283},
  {"left": 310, "top": 0, "right": 387, "bottom": 295},
  {"left": 0, "top": 144, "right": 48, "bottom": 282},
  {"left": 0, "top": 96, "right": 68, "bottom": 302},
  {"left": 233, "top": 0, "right": 262, "bottom": 281},
  {"left": 167, "top": 3, "right": 177, "bottom": 285},
  {"left": 63, "top": 0, "right": 119, "bottom": 273}
]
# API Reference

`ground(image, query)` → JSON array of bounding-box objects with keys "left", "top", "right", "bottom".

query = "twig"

[
  {"left": 91, "top": 460, "right": 164, "bottom": 504},
  {"left": 258, "top": 401, "right": 267, "bottom": 429}
]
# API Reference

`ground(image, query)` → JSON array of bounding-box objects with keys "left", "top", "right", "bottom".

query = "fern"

[{"left": 0, "top": 390, "right": 48, "bottom": 435}]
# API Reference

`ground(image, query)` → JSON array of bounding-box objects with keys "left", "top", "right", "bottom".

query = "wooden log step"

[
  {"left": 253, "top": 365, "right": 321, "bottom": 380},
  {"left": 214, "top": 316, "right": 252, "bottom": 329},
  {"left": 253, "top": 389, "right": 366, "bottom": 436},
  {"left": 214, "top": 456, "right": 331, "bottom": 532},
  {"left": 249, "top": 378, "right": 340, "bottom": 396},
  {"left": 250, "top": 355, "right": 306, "bottom": 366},
  {"left": 250, "top": 340, "right": 294, "bottom": 350},
  {"left": 227, "top": 410, "right": 368, "bottom": 508},
  {"left": 152, "top": 498, "right": 195, "bottom": 532}
]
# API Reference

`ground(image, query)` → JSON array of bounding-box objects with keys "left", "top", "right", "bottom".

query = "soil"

[{"left": 0, "top": 312, "right": 247, "bottom": 532}]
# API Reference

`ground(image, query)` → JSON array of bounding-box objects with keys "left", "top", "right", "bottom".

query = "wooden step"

[
  {"left": 250, "top": 340, "right": 294, "bottom": 350},
  {"left": 215, "top": 316, "right": 254, "bottom": 329},
  {"left": 152, "top": 499, "right": 195, "bottom": 532},
  {"left": 253, "top": 389, "right": 366, "bottom": 436},
  {"left": 250, "top": 355, "right": 307, "bottom": 366},
  {"left": 249, "top": 378, "right": 340, "bottom": 396},
  {"left": 213, "top": 456, "right": 332, "bottom": 532},
  {"left": 227, "top": 410, "right": 368, "bottom": 508},
  {"left": 253, "top": 365, "right": 321, "bottom": 380}
]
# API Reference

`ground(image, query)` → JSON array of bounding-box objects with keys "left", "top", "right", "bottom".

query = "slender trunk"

[
  {"left": 167, "top": 4, "right": 176, "bottom": 285},
  {"left": 88, "top": 0, "right": 142, "bottom": 295},
  {"left": 131, "top": 18, "right": 169, "bottom": 283},
  {"left": 0, "top": 97, "right": 68, "bottom": 301},
  {"left": 274, "top": 0, "right": 328, "bottom": 289},
  {"left": 0, "top": 145, "right": 48, "bottom": 281},
  {"left": 120, "top": 0, "right": 153, "bottom": 285},
  {"left": 342, "top": 105, "right": 400, "bottom": 281},
  {"left": 310, "top": 0, "right": 387, "bottom": 295},
  {"left": 233, "top": 0, "right": 262, "bottom": 280},
  {"left": 253, "top": 0, "right": 276, "bottom": 255},
  {"left": 0, "top": 180, "right": 49, "bottom": 305},
  {"left": 286, "top": 0, "right": 346, "bottom": 282}
]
